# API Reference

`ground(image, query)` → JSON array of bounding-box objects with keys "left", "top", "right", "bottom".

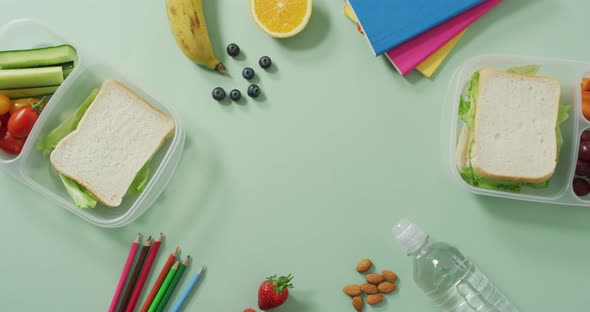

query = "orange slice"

[{"left": 250, "top": 0, "right": 312, "bottom": 38}]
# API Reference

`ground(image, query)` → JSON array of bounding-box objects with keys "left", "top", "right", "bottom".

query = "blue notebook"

[{"left": 347, "top": 0, "right": 484, "bottom": 56}]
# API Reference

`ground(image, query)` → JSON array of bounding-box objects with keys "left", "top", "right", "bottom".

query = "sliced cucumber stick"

[
  {"left": 0, "top": 45, "right": 77, "bottom": 70},
  {"left": 0, "top": 67, "right": 63, "bottom": 89},
  {"left": 62, "top": 66, "right": 75, "bottom": 77},
  {"left": 0, "top": 86, "right": 60, "bottom": 99}
]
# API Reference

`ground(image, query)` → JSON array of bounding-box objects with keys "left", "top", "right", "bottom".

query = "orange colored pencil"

[{"left": 140, "top": 246, "right": 179, "bottom": 312}]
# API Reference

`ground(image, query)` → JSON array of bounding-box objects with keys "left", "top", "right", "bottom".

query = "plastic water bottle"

[{"left": 393, "top": 220, "right": 519, "bottom": 312}]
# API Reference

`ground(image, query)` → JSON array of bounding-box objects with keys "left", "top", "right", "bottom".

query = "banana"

[{"left": 166, "top": 0, "right": 227, "bottom": 74}]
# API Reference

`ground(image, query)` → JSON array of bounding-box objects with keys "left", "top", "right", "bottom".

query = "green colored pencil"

[
  {"left": 147, "top": 260, "right": 179, "bottom": 312},
  {"left": 155, "top": 256, "right": 190, "bottom": 312}
]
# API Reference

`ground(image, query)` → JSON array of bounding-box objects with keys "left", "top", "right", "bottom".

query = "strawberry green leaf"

[{"left": 267, "top": 274, "right": 294, "bottom": 295}]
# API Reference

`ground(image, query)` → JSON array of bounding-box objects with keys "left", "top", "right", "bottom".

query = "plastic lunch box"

[
  {"left": 443, "top": 54, "right": 590, "bottom": 207},
  {"left": 0, "top": 19, "right": 185, "bottom": 227}
]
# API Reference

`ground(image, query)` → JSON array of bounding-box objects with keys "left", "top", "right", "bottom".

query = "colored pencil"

[
  {"left": 126, "top": 233, "right": 163, "bottom": 312},
  {"left": 108, "top": 233, "right": 140, "bottom": 312},
  {"left": 118, "top": 236, "right": 152, "bottom": 312},
  {"left": 170, "top": 265, "right": 205, "bottom": 312},
  {"left": 155, "top": 256, "right": 190, "bottom": 312},
  {"left": 140, "top": 246, "right": 179, "bottom": 312},
  {"left": 148, "top": 260, "right": 179, "bottom": 312}
]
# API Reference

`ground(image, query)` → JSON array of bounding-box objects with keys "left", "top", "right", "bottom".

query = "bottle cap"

[{"left": 393, "top": 219, "right": 428, "bottom": 255}]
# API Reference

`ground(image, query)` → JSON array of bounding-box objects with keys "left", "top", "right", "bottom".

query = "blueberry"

[
  {"left": 212, "top": 87, "right": 226, "bottom": 101},
  {"left": 229, "top": 89, "right": 241, "bottom": 101},
  {"left": 259, "top": 56, "right": 272, "bottom": 69},
  {"left": 242, "top": 67, "right": 255, "bottom": 80},
  {"left": 226, "top": 43, "right": 240, "bottom": 57},
  {"left": 247, "top": 84, "right": 261, "bottom": 98}
]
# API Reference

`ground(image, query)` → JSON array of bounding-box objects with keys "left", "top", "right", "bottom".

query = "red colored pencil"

[
  {"left": 108, "top": 233, "right": 140, "bottom": 312},
  {"left": 140, "top": 246, "right": 179, "bottom": 312},
  {"left": 118, "top": 236, "right": 152, "bottom": 312},
  {"left": 126, "top": 233, "right": 163, "bottom": 312}
]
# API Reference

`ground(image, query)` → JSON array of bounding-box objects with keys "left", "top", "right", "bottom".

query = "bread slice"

[
  {"left": 50, "top": 80, "right": 175, "bottom": 207},
  {"left": 470, "top": 69, "right": 560, "bottom": 183}
]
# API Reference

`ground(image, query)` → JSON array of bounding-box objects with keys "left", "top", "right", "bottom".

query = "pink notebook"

[{"left": 387, "top": 0, "right": 502, "bottom": 76}]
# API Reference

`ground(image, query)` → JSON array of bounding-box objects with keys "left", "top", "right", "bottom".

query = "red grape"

[
  {"left": 576, "top": 160, "right": 590, "bottom": 176},
  {"left": 573, "top": 178, "right": 590, "bottom": 196},
  {"left": 582, "top": 130, "right": 590, "bottom": 142},
  {"left": 579, "top": 141, "right": 590, "bottom": 161}
]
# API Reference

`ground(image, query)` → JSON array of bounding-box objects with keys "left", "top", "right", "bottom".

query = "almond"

[
  {"left": 365, "top": 273, "right": 385, "bottom": 285},
  {"left": 352, "top": 296, "right": 363, "bottom": 312},
  {"left": 382, "top": 270, "right": 398, "bottom": 283},
  {"left": 343, "top": 284, "right": 362, "bottom": 297},
  {"left": 377, "top": 281, "right": 397, "bottom": 293},
  {"left": 360, "top": 283, "right": 378, "bottom": 294},
  {"left": 366, "top": 293, "right": 385, "bottom": 305},
  {"left": 356, "top": 258, "right": 372, "bottom": 273}
]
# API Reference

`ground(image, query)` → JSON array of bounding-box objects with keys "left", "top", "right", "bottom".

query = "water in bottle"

[{"left": 393, "top": 220, "right": 518, "bottom": 312}]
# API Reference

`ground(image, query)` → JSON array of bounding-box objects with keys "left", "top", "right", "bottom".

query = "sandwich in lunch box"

[
  {"left": 38, "top": 80, "right": 175, "bottom": 208},
  {"left": 456, "top": 66, "right": 570, "bottom": 192}
]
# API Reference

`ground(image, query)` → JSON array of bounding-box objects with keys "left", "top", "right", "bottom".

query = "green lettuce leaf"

[
  {"left": 458, "top": 71, "right": 479, "bottom": 129},
  {"left": 127, "top": 160, "right": 151, "bottom": 195},
  {"left": 37, "top": 88, "right": 100, "bottom": 155},
  {"left": 59, "top": 174, "right": 97, "bottom": 208},
  {"left": 506, "top": 65, "right": 541, "bottom": 76},
  {"left": 460, "top": 165, "right": 550, "bottom": 192},
  {"left": 556, "top": 103, "right": 570, "bottom": 157}
]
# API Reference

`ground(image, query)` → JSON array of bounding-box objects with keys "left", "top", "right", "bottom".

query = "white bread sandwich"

[
  {"left": 39, "top": 80, "right": 175, "bottom": 208},
  {"left": 456, "top": 66, "right": 570, "bottom": 191}
]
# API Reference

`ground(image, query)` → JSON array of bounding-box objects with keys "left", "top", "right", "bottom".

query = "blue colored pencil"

[{"left": 170, "top": 265, "right": 205, "bottom": 312}]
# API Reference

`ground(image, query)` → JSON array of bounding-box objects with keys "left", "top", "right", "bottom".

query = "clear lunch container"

[
  {"left": 0, "top": 19, "right": 185, "bottom": 227},
  {"left": 443, "top": 54, "right": 590, "bottom": 207}
]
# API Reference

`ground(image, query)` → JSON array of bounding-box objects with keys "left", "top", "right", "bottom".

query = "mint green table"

[{"left": 1, "top": 1, "right": 589, "bottom": 311}]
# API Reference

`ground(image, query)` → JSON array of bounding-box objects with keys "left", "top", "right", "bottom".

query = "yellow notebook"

[
  {"left": 344, "top": 3, "right": 464, "bottom": 78},
  {"left": 344, "top": 3, "right": 357, "bottom": 22},
  {"left": 416, "top": 31, "right": 465, "bottom": 77}
]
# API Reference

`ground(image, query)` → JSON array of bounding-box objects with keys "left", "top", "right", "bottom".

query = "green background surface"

[{"left": 1, "top": 0, "right": 589, "bottom": 311}]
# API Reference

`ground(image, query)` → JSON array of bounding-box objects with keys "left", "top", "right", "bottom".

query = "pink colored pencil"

[
  {"left": 126, "top": 233, "right": 163, "bottom": 312},
  {"left": 109, "top": 233, "right": 141, "bottom": 312}
]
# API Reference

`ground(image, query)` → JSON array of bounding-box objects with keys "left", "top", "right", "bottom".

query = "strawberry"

[
  {"left": 257, "top": 274, "right": 294, "bottom": 310},
  {"left": 244, "top": 309, "right": 257, "bottom": 312}
]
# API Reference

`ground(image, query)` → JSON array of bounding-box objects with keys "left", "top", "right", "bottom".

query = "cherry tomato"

[
  {"left": 0, "top": 131, "right": 25, "bottom": 155},
  {"left": 0, "top": 113, "right": 8, "bottom": 129},
  {"left": 7, "top": 106, "right": 39, "bottom": 139},
  {"left": 0, "top": 94, "right": 10, "bottom": 115},
  {"left": 10, "top": 97, "right": 42, "bottom": 114}
]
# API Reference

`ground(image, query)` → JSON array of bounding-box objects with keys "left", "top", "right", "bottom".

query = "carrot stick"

[
  {"left": 582, "top": 90, "right": 590, "bottom": 119},
  {"left": 583, "top": 103, "right": 590, "bottom": 120}
]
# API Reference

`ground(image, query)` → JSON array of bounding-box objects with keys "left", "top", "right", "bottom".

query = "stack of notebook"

[{"left": 345, "top": 0, "right": 502, "bottom": 78}]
